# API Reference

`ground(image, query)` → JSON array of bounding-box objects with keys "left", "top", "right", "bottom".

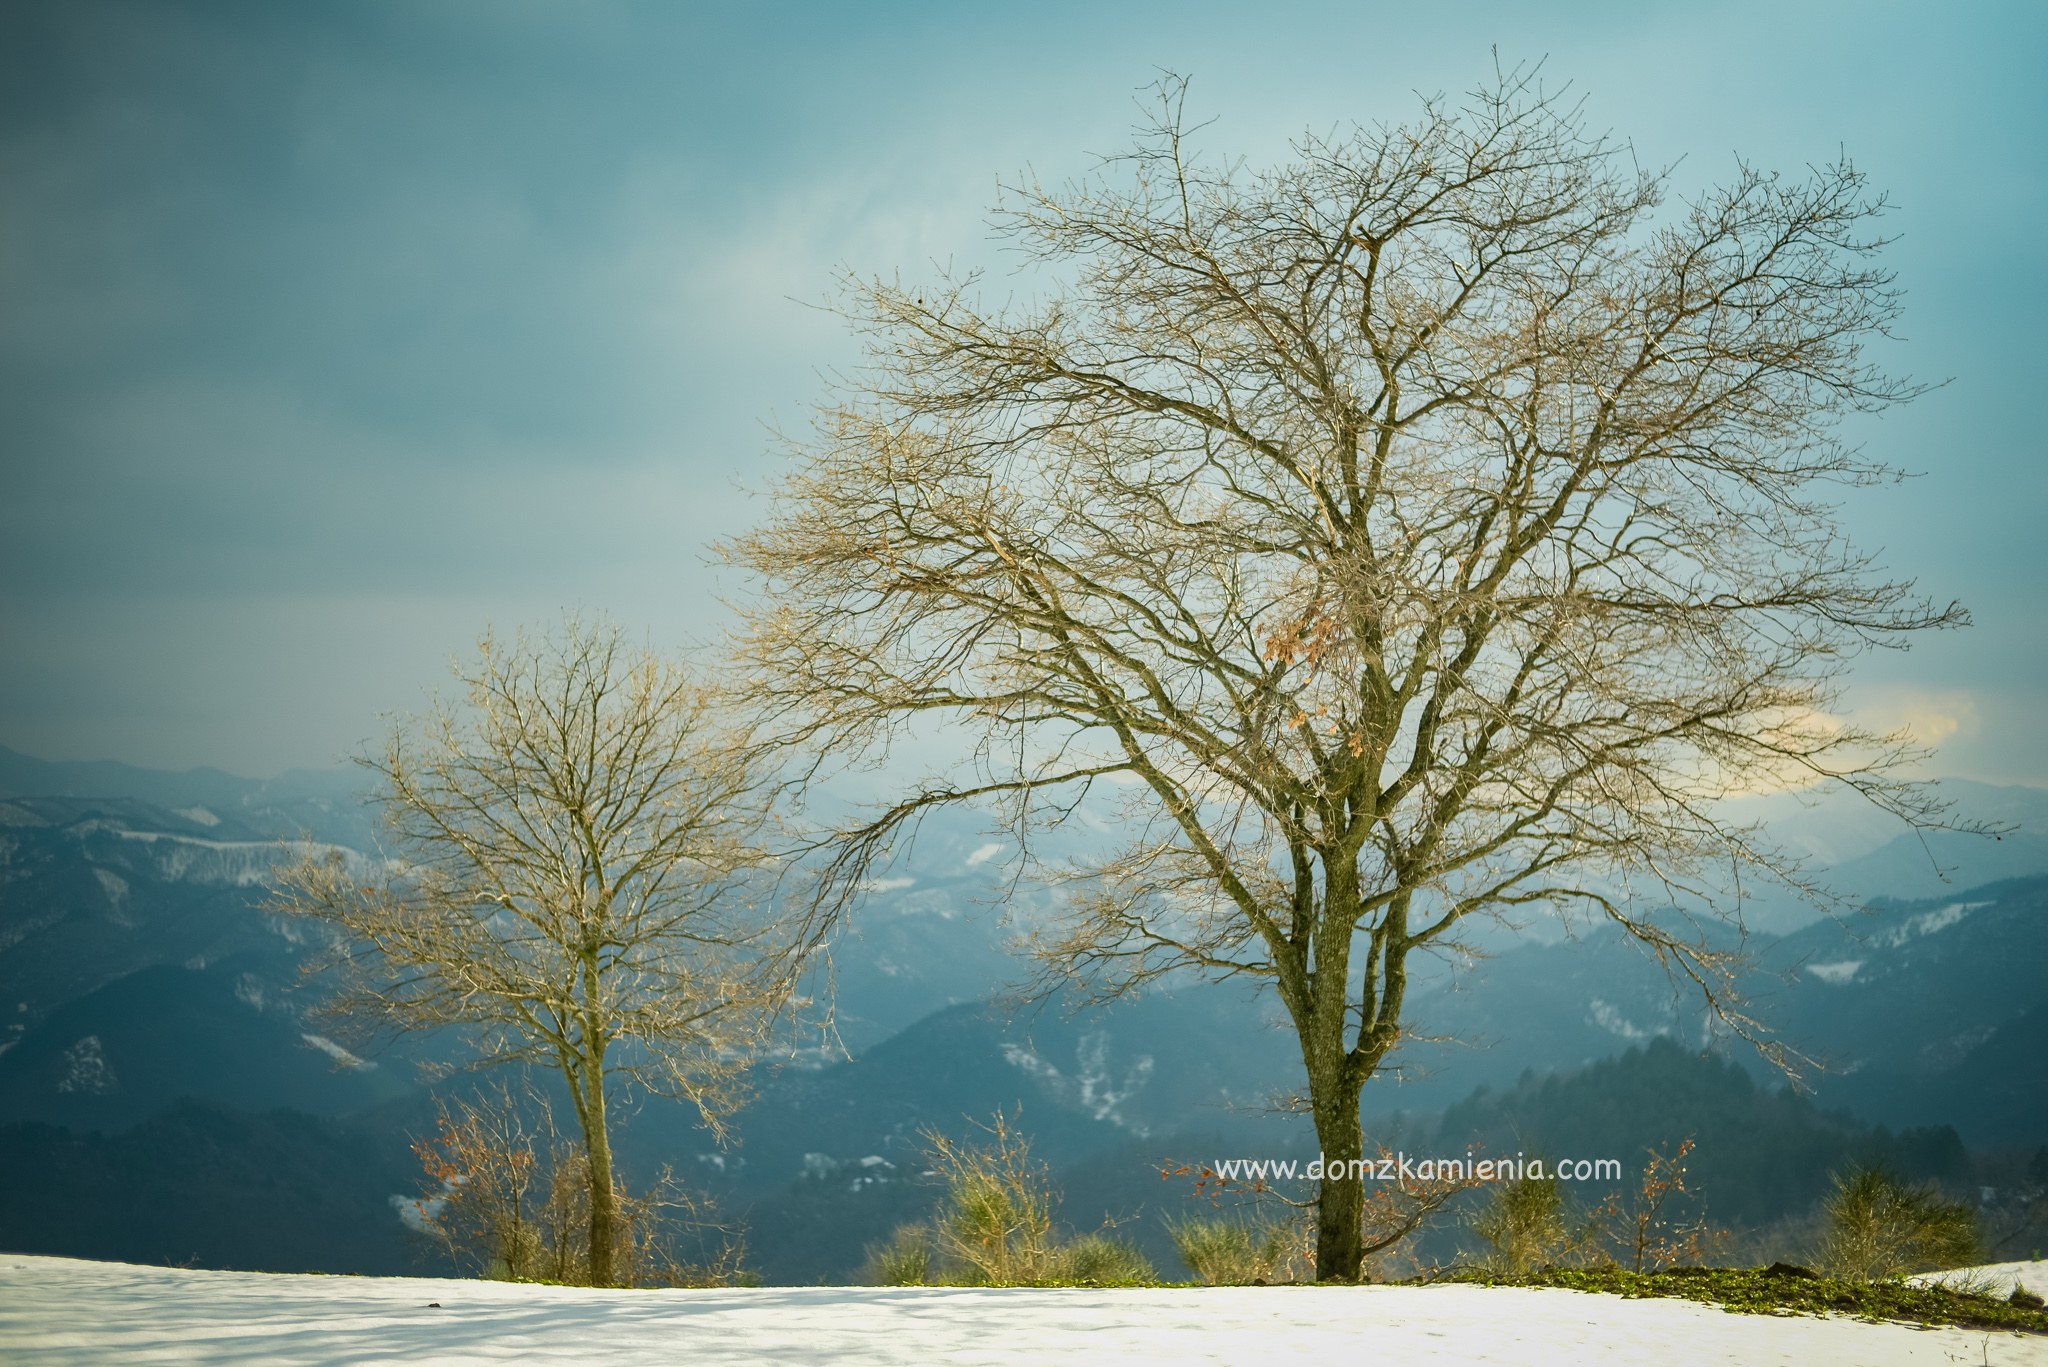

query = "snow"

[
  {"left": 106, "top": 829, "right": 373, "bottom": 887},
  {"left": 1881, "top": 901, "right": 1992, "bottom": 948},
  {"left": 391, "top": 1194, "right": 447, "bottom": 1236},
  {"left": 92, "top": 867, "right": 130, "bottom": 906},
  {"left": 2, "top": 1255, "right": 2041, "bottom": 1366},
  {"left": 1805, "top": 960, "right": 1865, "bottom": 985},
  {"left": 55, "top": 1035, "right": 116, "bottom": 1095},
  {"left": 300, "top": 1034, "right": 375, "bottom": 1071},
  {"left": 1587, "top": 999, "right": 1655, "bottom": 1042}
]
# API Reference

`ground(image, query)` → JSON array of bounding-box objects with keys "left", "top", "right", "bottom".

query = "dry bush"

[
  {"left": 1588, "top": 1136, "right": 1728, "bottom": 1272},
  {"left": 1470, "top": 1175, "right": 1574, "bottom": 1275},
  {"left": 408, "top": 1084, "right": 747, "bottom": 1287},
  {"left": 924, "top": 1112, "right": 1060, "bottom": 1284},
  {"left": 862, "top": 1224, "right": 935, "bottom": 1286},
  {"left": 1817, "top": 1166, "right": 1981, "bottom": 1281},
  {"left": 1167, "top": 1214, "right": 1305, "bottom": 1285},
  {"left": 890, "top": 1112, "right": 1160, "bottom": 1286},
  {"left": 1045, "top": 1234, "right": 1159, "bottom": 1287}
]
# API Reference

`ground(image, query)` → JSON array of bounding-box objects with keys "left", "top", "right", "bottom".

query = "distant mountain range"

[
  {"left": 1371, "top": 877, "right": 2048, "bottom": 1143},
  {"left": 0, "top": 745, "right": 381, "bottom": 847},
  {"left": 1, "top": 742, "right": 2044, "bottom": 1279}
]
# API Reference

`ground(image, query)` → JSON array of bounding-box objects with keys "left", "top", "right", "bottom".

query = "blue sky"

[{"left": 2, "top": 0, "right": 2043, "bottom": 782}]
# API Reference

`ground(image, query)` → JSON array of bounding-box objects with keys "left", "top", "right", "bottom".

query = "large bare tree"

[
  {"left": 727, "top": 71, "right": 1966, "bottom": 1280},
  {"left": 273, "top": 618, "right": 789, "bottom": 1286}
]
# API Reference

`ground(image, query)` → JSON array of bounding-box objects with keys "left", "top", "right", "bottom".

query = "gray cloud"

[{"left": 2, "top": 0, "right": 2043, "bottom": 780}]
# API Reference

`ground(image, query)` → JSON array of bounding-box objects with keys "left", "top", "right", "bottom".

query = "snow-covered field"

[{"left": 2, "top": 1254, "right": 2044, "bottom": 1366}]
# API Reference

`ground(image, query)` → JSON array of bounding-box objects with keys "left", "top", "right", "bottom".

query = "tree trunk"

[
  {"left": 1310, "top": 1072, "right": 1368, "bottom": 1281},
  {"left": 583, "top": 1065, "right": 619, "bottom": 1286},
  {"left": 1304, "top": 852, "right": 1372, "bottom": 1282}
]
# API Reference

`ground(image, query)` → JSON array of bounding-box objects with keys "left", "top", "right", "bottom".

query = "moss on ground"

[{"left": 1426, "top": 1264, "right": 2048, "bottom": 1335}]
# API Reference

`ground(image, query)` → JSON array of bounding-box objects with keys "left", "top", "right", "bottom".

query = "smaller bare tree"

[{"left": 273, "top": 616, "right": 791, "bottom": 1286}]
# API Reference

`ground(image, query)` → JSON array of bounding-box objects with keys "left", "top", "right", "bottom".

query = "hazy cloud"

[{"left": 2, "top": 0, "right": 2043, "bottom": 780}]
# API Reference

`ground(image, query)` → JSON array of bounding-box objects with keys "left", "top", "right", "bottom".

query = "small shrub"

[
  {"left": 1167, "top": 1215, "right": 1300, "bottom": 1285},
  {"left": 1048, "top": 1234, "right": 1158, "bottom": 1286},
  {"left": 925, "top": 1112, "right": 1059, "bottom": 1284},
  {"left": 1816, "top": 1166, "right": 1981, "bottom": 1280},
  {"left": 1470, "top": 1174, "right": 1570, "bottom": 1275},
  {"left": 912, "top": 1112, "right": 1171, "bottom": 1286},
  {"left": 864, "top": 1225, "right": 935, "bottom": 1286}
]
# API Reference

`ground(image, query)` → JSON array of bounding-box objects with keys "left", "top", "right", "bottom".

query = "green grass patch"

[{"left": 1428, "top": 1264, "right": 2048, "bottom": 1335}]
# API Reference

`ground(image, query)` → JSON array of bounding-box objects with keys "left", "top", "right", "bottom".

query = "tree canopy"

[
  {"left": 728, "top": 69, "right": 1965, "bottom": 1279},
  {"left": 274, "top": 617, "right": 790, "bottom": 1283}
]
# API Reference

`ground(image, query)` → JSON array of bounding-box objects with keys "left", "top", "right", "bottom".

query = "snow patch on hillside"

[
  {"left": 1588, "top": 999, "right": 1654, "bottom": 1042},
  {"left": 999, "top": 1040, "right": 1055, "bottom": 1083},
  {"left": 302, "top": 1034, "right": 374, "bottom": 1071},
  {"left": 1074, "top": 1032, "right": 1153, "bottom": 1127},
  {"left": 56, "top": 1035, "right": 116, "bottom": 1095},
  {"left": 100, "top": 828, "right": 375, "bottom": 887},
  {"left": 999, "top": 1034, "right": 1154, "bottom": 1130},
  {"left": 390, "top": 1193, "right": 444, "bottom": 1235},
  {"left": 93, "top": 867, "right": 130, "bottom": 907},
  {"left": 1881, "top": 900, "right": 1992, "bottom": 948}
]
